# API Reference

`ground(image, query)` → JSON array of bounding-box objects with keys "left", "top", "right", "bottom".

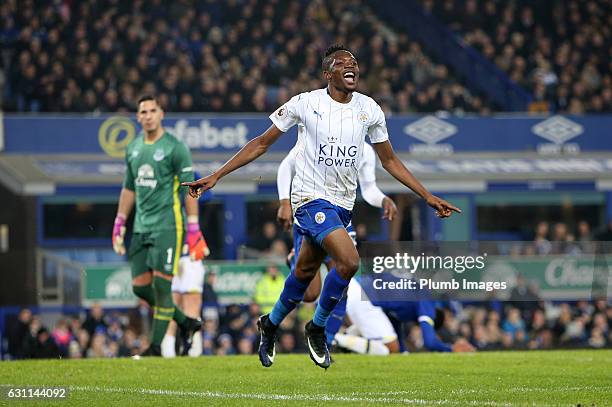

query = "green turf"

[{"left": 1, "top": 350, "right": 611, "bottom": 406}]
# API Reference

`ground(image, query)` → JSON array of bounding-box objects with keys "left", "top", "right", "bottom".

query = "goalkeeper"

[{"left": 112, "top": 95, "right": 209, "bottom": 356}]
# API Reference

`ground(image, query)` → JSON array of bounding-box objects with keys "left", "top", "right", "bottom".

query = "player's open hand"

[
  {"left": 277, "top": 200, "right": 293, "bottom": 231},
  {"left": 112, "top": 214, "right": 127, "bottom": 255},
  {"left": 426, "top": 195, "right": 461, "bottom": 218},
  {"left": 181, "top": 174, "right": 218, "bottom": 198},
  {"left": 382, "top": 196, "right": 398, "bottom": 221},
  {"left": 452, "top": 338, "right": 476, "bottom": 353}
]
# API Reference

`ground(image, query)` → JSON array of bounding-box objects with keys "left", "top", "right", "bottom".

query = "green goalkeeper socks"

[
  {"left": 133, "top": 284, "right": 155, "bottom": 306},
  {"left": 151, "top": 277, "right": 174, "bottom": 346}
]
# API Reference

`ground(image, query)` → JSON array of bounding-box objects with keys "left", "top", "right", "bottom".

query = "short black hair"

[
  {"left": 322, "top": 44, "right": 353, "bottom": 72},
  {"left": 137, "top": 94, "right": 160, "bottom": 108}
]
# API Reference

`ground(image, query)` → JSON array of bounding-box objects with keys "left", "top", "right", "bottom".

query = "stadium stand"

[
  {"left": 2, "top": 0, "right": 492, "bottom": 113},
  {"left": 1, "top": 0, "right": 611, "bottom": 361},
  {"left": 420, "top": 0, "right": 612, "bottom": 113}
]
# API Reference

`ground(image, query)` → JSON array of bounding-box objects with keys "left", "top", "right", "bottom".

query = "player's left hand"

[
  {"left": 112, "top": 214, "right": 127, "bottom": 255},
  {"left": 186, "top": 224, "right": 210, "bottom": 261},
  {"left": 277, "top": 200, "right": 293, "bottom": 231},
  {"left": 426, "top": 195, "right": 461, "bottom": 218},
  {"left": 452, "top": 338, "right": 476, "bottom": 352},
  {"left": 182, "top": 174, "right": 218, "bottom": 198},
  {"left": 382, "top": 196, "right": 398, "bottom": 221}
]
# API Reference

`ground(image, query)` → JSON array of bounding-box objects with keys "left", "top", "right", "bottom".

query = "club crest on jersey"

[
  {"left": 153, "top": 148, "right": 165, "bottom": 161},
  {"left": 277, "top": 107, "right": 286, "bottom": 117},
  {"left": 315, "top": 212, "right": 326, "bottom": 224},
  {"left": 357, "top": 111, "right": 369, "bottom": 124}
]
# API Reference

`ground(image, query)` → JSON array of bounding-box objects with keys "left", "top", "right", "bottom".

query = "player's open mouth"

[{"left": 343, "top": 72, "right": 356, "bottom": 85}]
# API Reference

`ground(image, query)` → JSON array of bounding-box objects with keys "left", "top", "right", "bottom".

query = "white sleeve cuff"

[{"left": 360, "top": 180, "right": 386, "bottom": 208}]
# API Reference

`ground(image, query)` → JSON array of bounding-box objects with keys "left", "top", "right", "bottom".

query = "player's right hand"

[
  {"left": 452, "top": 338, "right": 476, "bottom": 353},
  {"left": 112, "top": 214, "right": 127, "bottom": 255},
  {"left": 277, "top": 199, "right": 293, "bottom": 231},
  {"left": 426, "top": 195, "right": 462, "bottom": 218},
  {"left": 181, "top": 174, "right": 218, "bottom": 198}
]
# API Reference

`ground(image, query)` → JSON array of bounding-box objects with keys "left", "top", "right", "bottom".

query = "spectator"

[
  {"left": 237, "top": 336, "right": 254, "bottom": 355},
  {"left": 51, "top": 319, "right": 73, "bottom": 357},
  {"left": 253, "top": 264, "right": 286, "bottom": 314},
  {"left": 509, "top": 274, "right": 540, "bottom": 320},
  {"left": 278, "top": 332, "right": 297, "bottom": 353},
  {"left": 6, "top": 308, "right": 32, "bottom": 359},
  {"left": 248, "top": 221, "right": 280, "bottom": 252},
  {"left": 87, "top": 333, "right": 109, "bottom": 358},
  {"left": 533, "top": 221, "right": 551, "bottom": 255},
  {"left": 216, "top": 333, "right": 236, "bottom": 355},
  {"left": 82, "top": 304, "right": 107, "bottom": 337},
  {"left": 30, "top": 327, "right": 61, "bottom": 359},
  {"left": 502, "top": 307, "right": 526, "bottom": 345}
]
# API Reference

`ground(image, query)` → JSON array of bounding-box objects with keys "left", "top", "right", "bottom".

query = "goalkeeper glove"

[
  {"left": 186, "top": 222, "right": 210, "bottom": 261},
  {"left": 112, "top": 214, "right": 127, "bottom": 255}
]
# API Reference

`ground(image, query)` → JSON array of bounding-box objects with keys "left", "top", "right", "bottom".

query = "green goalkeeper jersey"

[{"left": 123, "top": 130, "right": 194, "bottom": 233}]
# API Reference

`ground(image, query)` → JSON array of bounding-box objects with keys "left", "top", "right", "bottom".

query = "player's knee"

[
  {"left": 294, "top": 264, "right": 318, "bottom": 280},
  {"left": 132, "top": 273, "right": 152, "bottom": 286},
  {"left": 302, "top": 289, "right": 318, "bottom": 303},
  {"left": 335, "top": 256, "right": 360, "bottom": 279}
]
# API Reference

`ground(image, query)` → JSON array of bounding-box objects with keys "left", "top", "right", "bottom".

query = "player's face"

[
  {"left": 326, "top": 51, "right": 359, "bottom": 92},
  {"left": 137, "top": 100, "right": 164, "bottom": 132}
]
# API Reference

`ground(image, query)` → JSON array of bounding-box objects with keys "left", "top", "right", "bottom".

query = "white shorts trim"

[{"left": 171, "top": 257, "right": 205, "bottom": 294}]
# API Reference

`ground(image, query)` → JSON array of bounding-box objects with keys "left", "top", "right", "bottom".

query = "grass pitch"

[{"left": 1, "top": 350, "right": 611, "bottom": 406}]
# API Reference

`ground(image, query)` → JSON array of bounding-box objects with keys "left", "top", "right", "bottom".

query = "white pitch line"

[{"left": 67, "top": 385, "right": 514, "bottom": 406}]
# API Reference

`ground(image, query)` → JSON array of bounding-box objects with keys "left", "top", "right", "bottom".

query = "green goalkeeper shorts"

[{"left": 128, "top": 230, "right": 183, "bottom": 277}]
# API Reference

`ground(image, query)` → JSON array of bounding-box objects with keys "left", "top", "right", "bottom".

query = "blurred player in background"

[
  {"left": 162, "top": 177, "right": 211, "bottom": 358},
  {"left": 161, "top": 252, "right": 207, "bottom": 357},
  {"left": 276, "top": 141, "right": 397, "bottom": 301},
  {"left": 183, "top": 44, "right": 460, "bottom": 369},
  {"left": 327, "top": 276, "right": 475, "bottom": 355},
  {"left": 112, "top": 95, "right": 207, "bottom": 356}
]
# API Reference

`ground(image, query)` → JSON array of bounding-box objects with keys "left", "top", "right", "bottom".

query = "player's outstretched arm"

[
  {"left": 182, "top": 125, "right": 284, "bottom": 197},
  {"left": 372, "top": 141, "right": 461, "bottom": 218}
]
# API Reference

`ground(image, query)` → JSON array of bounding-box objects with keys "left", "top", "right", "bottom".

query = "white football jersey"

[{"left": 269, "top": 88, "right": 389, "bottom": 211}]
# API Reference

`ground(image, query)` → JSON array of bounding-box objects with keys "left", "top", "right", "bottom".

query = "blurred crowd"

[
  {"left": 433, "top": 297, "right": 611, "bottom": 351},
  {"left": 5, "top": 288, "right": 610, "bottom": 360},
  {"left": 2, "top": 0, "right": 490, "bottom": 114},
  {"left": 421, "top": 0, "right": 612, "bottom": 113},
  {"left": 507, "top": 219, "right": 611, "bottom": 256}
]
